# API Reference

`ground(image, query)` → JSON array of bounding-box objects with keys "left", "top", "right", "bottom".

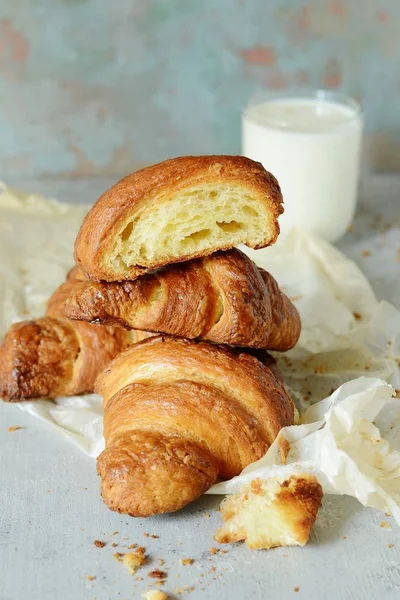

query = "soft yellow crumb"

[
  {"left": 86, "top": 575, "right": 96, "bottom": 581},
  {"left": 122, "top": 548, "right": 146, "bottom": 574},
  {"left": 209, "top": 548, "right": 219, "bottom": 555},
  {"left": 7, "top": 426, "right": 23, "bottom": 432},
  {"left": 214, "top": 474, "right": 323, "bottom": 550},
  {"left": 380, "top": 521, "right": 392, "bottom": 529}
]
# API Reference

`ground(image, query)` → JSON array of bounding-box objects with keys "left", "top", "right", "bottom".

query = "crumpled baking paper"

[
  {"left": 0, "top": 180, "right": 89, "bottom": 335},
  {"left": 1, "top": 182, "right": 400, "bottom": 520},
  {"left": 208, "top": 377, "right": 400, "bottom": 524}
]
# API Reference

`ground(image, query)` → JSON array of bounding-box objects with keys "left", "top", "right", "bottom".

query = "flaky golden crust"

[
  {"left": 47, "top": 266, "right": 153, "bottom": 346},
  {"left": 96, "top": 336, "right": 294, "bottom": 441},
  {"left": 0, "top": 317, "right": 131, "bottom": 401},
  {"left": 96, "top": 336, "right": 294, "bottom": 516},
  {"left": 0, "top": 268, "right": 131, "bottom": 402},
  {"left": 74, "top": 155, "right": 283, "bottom": 281},
  {"left": 0, "top": 317, "right": 79, "bottom": 401},
  {"left": 259, "top": 268, "right": 301, "bottom": 350},
  {"left": 46, "top": 266, "right": 86, "bottom": 317},
  {"left": 97, "top": 431, "right": 219, "bottom": 517},
  {"left": 214, "top": 475, "right": 323, "bottom": 549},
  {"left": 104, "top": 381, "right": 268, "bottom": 480},
  {"left": 65, "top": 249, "right": 300, "bottom": 351}
]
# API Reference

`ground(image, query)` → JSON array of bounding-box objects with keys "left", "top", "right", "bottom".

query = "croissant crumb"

[
  {"left": 214, "top": 474, "right": 323, "bottom": 549},
  {"left": 122, "top": 548, "right": 146, "bottom": 574}
]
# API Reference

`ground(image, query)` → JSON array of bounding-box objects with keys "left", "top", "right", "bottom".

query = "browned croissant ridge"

[
  {"left": 96, "top": 336, "right": 294, "bottom": 517},
  {"left": 74, "top": 155, "right": 283, "bottom": 281},
  {"left": 0, "top": 268, "right": 135, "bottom": 401},
  {"left": 65, "top": 248, "right": 300, "bottom": 351}
]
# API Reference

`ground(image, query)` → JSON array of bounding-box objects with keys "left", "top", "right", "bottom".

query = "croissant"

[
  {"left": 74, "top": 155, "right": 283, "bottom": 281},
  {"left": 65, "top": 248, "right": 300, "bottom": 351},
  {"left": 0, "top": 268, "right": 132, "bottom": 402},
  {"left": 96, "top": 336, "right": 294, "bottom": 517}
]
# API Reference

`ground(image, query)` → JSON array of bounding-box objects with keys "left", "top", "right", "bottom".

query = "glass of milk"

[{"left": 242, "top": 90, "right": 363, "bottom": 242}]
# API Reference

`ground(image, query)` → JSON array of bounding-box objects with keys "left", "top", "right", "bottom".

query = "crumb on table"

[
  {"left": 174, "top": 586, "right": 195, "bottom": 596},
  {"left": 93, "top": 540, "right": 106, "bottom": 548},
  {"left": 209, "top": 548, "right": 219, "bottom": 555},
  {"left": 294, "top": 587, "right": 300, "bottom": 592},
  {"left": 121, "top": 547, "right": 146, "bottom": 574},
  {"left": 7, "top": 426, "right": 23, "bottom": 432},
  {"left": 380, "top": 521, "right": 392, "bottom": 529},
  {"left": 179, "top": 558, "right": 194, "bottom": 565},
  {"left": 148, "top": 569, "right": 167, "bottom": 579}
]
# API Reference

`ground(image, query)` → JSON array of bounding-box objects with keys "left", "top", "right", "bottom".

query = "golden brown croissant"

[
  {"left": 0, "top": 268, "right": 132, "bottom": 402},
  {"left": 74, "top": 156, "right": 283, "bottom": 281},
  {"left": 96, "top": 336, "right": 294, "bottom": 517},
  {"left": 65, "top": 249, "right": 300, "bottom": 351}
]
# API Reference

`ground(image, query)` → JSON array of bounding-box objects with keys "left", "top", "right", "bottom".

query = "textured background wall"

[{"left": 0, "top": 0, "right": 399, "bottom": 178}]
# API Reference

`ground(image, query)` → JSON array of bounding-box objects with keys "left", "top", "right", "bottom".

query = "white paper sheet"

[
  {"left": 1, "top": 182, "right": 400, "bottom": 521},
  {"left": 208, "top": 377, "right": 400, "bottom": 524}
]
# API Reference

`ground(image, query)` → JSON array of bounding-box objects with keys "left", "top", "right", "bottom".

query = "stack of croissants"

[{"left": 1, "top": 156, "right": 311, "bottom": 523}]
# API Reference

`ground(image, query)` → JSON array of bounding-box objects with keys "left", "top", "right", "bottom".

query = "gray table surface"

[{"left": 1, "top": 175, "right": 400, "bottom": 600}]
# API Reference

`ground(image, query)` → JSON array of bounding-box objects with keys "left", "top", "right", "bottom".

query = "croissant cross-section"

[{"left": 74, "top": 156, "right": 283, "bottom": 281}]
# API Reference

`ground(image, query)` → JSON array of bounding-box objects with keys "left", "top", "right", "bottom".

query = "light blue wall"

[{"left": 0, "top": 0, "right": 399, "bottom": 177}]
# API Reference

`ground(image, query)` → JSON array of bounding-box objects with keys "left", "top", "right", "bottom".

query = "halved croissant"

[
  {"left": 96, "top": 336, "right": 294, "bottom": 517},
  {"left": 65, "top": 249, "right": 300, "bottom": 351},
  {"left": 74, "top": 156, "right": 283, "bottom": 281},
  {"left": 0, "top": 268, "right": 133, "bottom": 401}
]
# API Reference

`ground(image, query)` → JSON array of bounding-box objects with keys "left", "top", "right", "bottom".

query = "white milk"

[{"left": 242, "top": 94, "right": 363, "bottom": 242}]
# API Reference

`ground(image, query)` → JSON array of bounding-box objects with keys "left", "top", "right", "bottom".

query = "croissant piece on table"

[
  {"left": 96, "top": 335, "right": 294, "bottom": 517},
  {"left": 0, "top": 268, "right": 133, "bottom": 402},
  {"left": 74, "top": 155, "right": 283, "bottom": 282},
  {"left": 214, "top": 474, "right": 323, "bottom": 549},
  {"left": 65, "top": 248, "right": 300, "bottom": 351}
]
